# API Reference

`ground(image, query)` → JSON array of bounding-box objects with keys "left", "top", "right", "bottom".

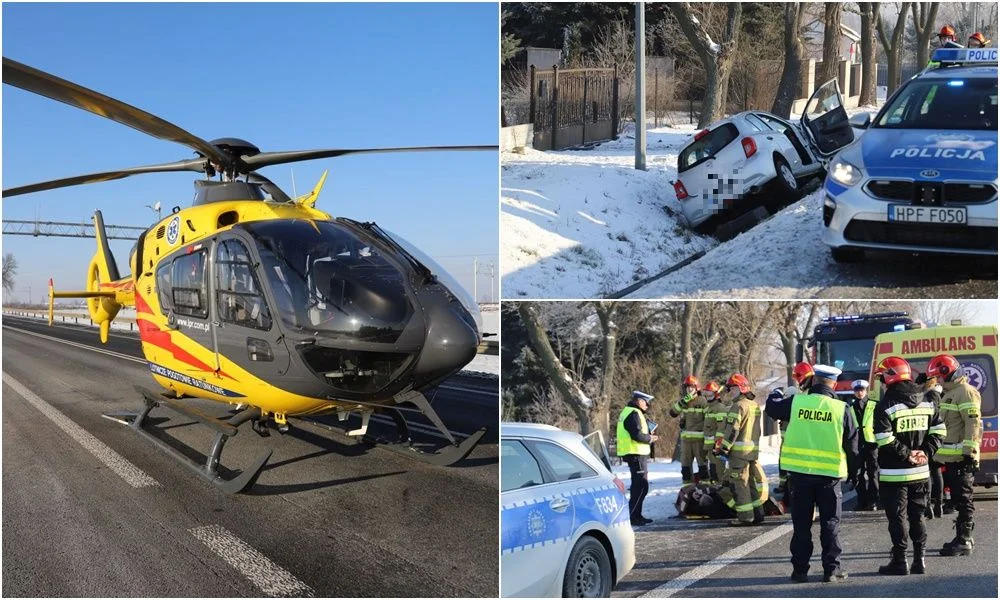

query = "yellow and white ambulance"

[{"left": 869, "top": 324, "right": 998, "bottom": 487}]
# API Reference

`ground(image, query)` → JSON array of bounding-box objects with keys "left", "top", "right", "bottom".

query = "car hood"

[{"left": 861, "top": 128, "right": 998, "bottom": 181}]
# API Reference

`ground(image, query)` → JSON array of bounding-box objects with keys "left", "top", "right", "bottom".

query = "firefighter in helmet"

[
  {"left": 715, "top": 374, "right": 768, "bottom": 526},
  {"left": 968, "top": 32, "right": 990, "bottom": 48},
  {"left": 700, "top": 381, "right": 728, "bottom": 484},
  {"left": 873, "top": 356, "right": 946, "bottom": 576},
  {"left": 926, "top": 354, "right": 982, "bottom": 557},
  {"left": 671, "top": 375, "right": 709, "bottom": 484}
]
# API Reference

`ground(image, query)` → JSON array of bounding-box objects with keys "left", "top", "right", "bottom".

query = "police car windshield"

[{"left": 875, "top": 78, "right": 998, "bottom": 130}]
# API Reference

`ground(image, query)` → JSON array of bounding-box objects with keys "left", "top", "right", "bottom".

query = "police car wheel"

[
  {"left": 831, "top": 246, "right": 866, "bottom": 263},
  {"left": 563, "top": 536, "right": 612, "bottom": 598}
]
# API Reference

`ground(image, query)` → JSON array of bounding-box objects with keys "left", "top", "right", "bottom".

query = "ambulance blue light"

[{"left": 947, "top": 80, "right": 965, "bottom": 87}]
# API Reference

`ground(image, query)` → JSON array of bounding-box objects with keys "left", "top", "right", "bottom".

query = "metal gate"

[{"left": 529, "top": 66, "right": 621, "bottom": 150}]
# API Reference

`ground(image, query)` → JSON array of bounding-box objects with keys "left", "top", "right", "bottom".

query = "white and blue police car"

[
  {"left": 501, "top": 422, "right": 635, "bottom": 598},
  {"left": 821, "top": 47, "right": 998, "bottom": 262}
]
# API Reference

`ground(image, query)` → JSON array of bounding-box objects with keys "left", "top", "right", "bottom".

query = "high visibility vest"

[
  {"left": 780, "top": 393, "right": 847, "bottom": 479},
  {"left": 862, "top": 400, "right": 876, "bottom": 444},
  {"left": 617, "top": 406, "right": 651, "bottom": 456}
]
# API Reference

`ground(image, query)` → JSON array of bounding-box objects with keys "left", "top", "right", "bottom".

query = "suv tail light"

[
  {"left": 613, "top": 476, "right": 627, "bottom": 496},
  {"left": 673, "top": 180, "right": 689, "bottom": 200},
  {"left": 741, "top": 137, "right": 757, "bottom": 158}
]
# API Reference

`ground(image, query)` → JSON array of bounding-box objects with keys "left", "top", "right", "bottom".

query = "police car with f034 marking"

[{"left": 821, "top": 48, "right": 998, "bottom": 262}]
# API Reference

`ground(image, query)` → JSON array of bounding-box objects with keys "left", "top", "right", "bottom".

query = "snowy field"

[
  {"left": 502, "top": 101, "right": 885, "bottom": 299},
  {"left": 613, "top": 450, "right": 781, "bottom": 519}
]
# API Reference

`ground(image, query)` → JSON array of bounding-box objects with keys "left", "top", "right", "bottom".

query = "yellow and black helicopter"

[{"left": 2, "top": 57, "right": 495, "bottom": 493}]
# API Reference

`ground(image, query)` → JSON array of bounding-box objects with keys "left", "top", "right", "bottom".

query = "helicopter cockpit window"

[
  {"left": 216, "top": 239, "right": 272, "bottom": 330},
  {"left": 171, "top": 249, "right": 208, "bottom": 319},
  {"left": 156, "top": 261, "right": 172, "bottom": 314},
  {"left": 243, "top": 220, "right": 412, "bottom": 342}
]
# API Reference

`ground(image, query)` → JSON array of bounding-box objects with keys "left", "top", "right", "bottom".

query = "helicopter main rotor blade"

[
  {"left": 241, "top": 145, "right": 498, "bottom": 170},
  {"left": 2, "top": 158, "right": 208, "bottom": 198},
  {"left": 2, "top": 57, "right": 229, "bottom": 167}
]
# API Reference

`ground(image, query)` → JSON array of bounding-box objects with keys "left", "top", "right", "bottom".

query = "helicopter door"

[
  {"left": 211, "top": 237, "right": 290, "bottom": 381},
  {"left": 165, "top": 246, "right": 217, "bottom": 366}
]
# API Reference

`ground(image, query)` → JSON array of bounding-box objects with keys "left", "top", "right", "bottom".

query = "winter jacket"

[
  {"left": 622, "top": 400, "right": 653, "bottom": 445},
  {"left": 874, "top": 380, "right": 946, "bottom": 483},
  {"left": 933, "top": 376, "right": 982, "bottom": 464},
  {"left": 721, "top": 394, "right": 761, "bottom": 461},
  {"left": 767, "top": 383, "right": 860, "bottom": 478},
  {"left": 671, "top": 391, "right": 708, "bottom": 442}
]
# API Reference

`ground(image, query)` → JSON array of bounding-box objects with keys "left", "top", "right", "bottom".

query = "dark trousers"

[
  {"left": 928, "top": 460, "right": 943, "bottom": 505},
  {"left": 880, "top": 480, "right": 928, "bottom": 552},
  {"left": 626, "top": 455, "right": 650, "bottom": 520},
  {"left": 857, "top": 443, "right": 880, "bottom": 507},
  {"left": 788, "top": 473, "right": 843, "bottom": 573},
  {"left": 943, "top": 464, "right": 975, "bottom": 522}
]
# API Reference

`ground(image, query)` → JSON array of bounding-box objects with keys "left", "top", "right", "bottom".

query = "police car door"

[
  {"left": 501, "top": 438, "right": 583, "bottom": 597},
  {"left": 801, "top": 79, "right": 856, "bottom": 158}
]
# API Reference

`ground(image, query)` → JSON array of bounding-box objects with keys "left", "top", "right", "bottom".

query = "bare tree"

[
  {"left": 911, "top": 3, "right": 941, "bottom": 69},
  {"left": 818, "top": 3, "right": 844, "bottom": 85},
  {"left": 667, "top": 2, "right": 744, "bottom": 127},
  {"left": 771, "top": 2, "right": 808, "bottom": 119},
  {"left": 858, "top": 3, "right": 880, "bottom": 106},
  {"left": 2, "top": 253, "right": 17, "bottom": 296},
  {"left": 517, "top": 302, "right": 597, "bottom": 434},
  {"left": 917, "top": 301, "right": 976, "bottom": 327},
  {"left": 592, "top": 301, "right": 620, "bottom": 439},
  {"left": 877, "top": 2, "right": 912, "bottom": 94}
]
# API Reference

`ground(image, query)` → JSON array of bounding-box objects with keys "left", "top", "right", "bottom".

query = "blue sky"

[{"left": 2, "top": 2, "right": 499, "bottom": 303}]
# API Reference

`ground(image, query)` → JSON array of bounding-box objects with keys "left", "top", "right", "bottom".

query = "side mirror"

[{"left": 849, "top": 112, "right": 872, "bottom": 129}]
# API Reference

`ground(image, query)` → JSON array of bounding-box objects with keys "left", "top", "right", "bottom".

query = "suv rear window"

[{"left": 679, "top": 123, "right": 739, "bottom": 172}]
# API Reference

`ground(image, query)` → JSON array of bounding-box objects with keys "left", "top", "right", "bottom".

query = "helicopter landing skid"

[
  {"left": 367, "top": 390, "right": 486, "bottom": 466},
  {"left": 102, "top": 387, "right": 272, "bottom": 494}
]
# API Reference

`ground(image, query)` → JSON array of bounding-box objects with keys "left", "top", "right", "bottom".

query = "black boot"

[
  {"left": 697, "top": 468, "right": 709, "bottom": 484},
  {"left": 941, "top": 520, "right": 974, "bottom": 556},
  {"left": 910, "top": 545, "right": 925, "bottom": 574},
  {"left": 753, "top": 506, "right": 765, "bottom": 524},
  {"left": 932, "top": 500, "right": 943, "bottom": 519},
  {"left": 681, "top": 466, "right": 692, "bottom": 485},
  {"left": 879, "top": 550, "right": 909, "bottom": 575}
]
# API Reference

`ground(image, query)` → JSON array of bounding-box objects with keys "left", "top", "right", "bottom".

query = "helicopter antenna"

[{"left": 291, "top": 167, "right": 298, "bottom": 197}]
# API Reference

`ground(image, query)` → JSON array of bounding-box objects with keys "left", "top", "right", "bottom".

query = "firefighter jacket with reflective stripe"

[
  {"left": 703, "top": 396, "right": 732, "bottom": 446},
  {"left": 780, "top": 394, "right": 849, "bottom": 478},
  {"left": 671, "top": 392, "right": 708, "bottom": 441},
  {"left": 721, "top": 395, "right": 761, "bottom": 461},
  {"left": 933, "top": 376, "right": 982, "bottom": 464},
  {"left": 874, "top": 380, "right": 945, "bottom": 483},
  {"left": 617, "top": 404, "right": 651, "bottom": 456}
]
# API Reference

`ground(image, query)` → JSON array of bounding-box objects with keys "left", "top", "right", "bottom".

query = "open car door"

[
  {"left": 801, "top": 79, "right": 855, "bottom": 158},
  {"left": 583, "top": 430, "right": 613, "bottom": 472}
]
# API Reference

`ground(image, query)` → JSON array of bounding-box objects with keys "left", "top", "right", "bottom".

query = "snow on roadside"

[
  {"left": 501, "top": 124, "right": 716, "bottom": 299},
  {"left": 613, "top": 451, "right": 781, "bottom": 519}
]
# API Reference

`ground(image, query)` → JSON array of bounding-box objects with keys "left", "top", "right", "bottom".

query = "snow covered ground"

[
  {"left": 613, "top": 450, "right": 781, "bottom": 519},
  {"left": 502, "top": 102, "right": 885, "bottom": 299}
]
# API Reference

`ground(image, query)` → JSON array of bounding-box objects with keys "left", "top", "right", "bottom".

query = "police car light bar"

[{"left": 930, "top": 47, "right": 999, "bottom": 65}]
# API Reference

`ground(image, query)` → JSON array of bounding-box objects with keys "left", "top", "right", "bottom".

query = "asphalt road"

[
  {"left": 1, "top": 316, "right": 498, "bottom": 597},
  {"left": 614, "top": 490, "right": 997, "bottom": 598},
  {"left": 815, "top": 253, "right": 997, "bottom": 300}
]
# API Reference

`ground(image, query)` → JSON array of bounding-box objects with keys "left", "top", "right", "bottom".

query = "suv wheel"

[
  {"left": 773, "top": 155, "right": 798, "bottom": 197},
  {"left": 562, "top": 536, "right": 612, "bottom": 598}
]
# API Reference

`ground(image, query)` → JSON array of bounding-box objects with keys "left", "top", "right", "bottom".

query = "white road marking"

[
  {"left": 3, "top": 324, "right": 146, "bottom": 364},
  {"left": 641, "top": 488, "right": 858, "bottom": 597},
  {"left": 2, "top": 372, "right": 159, "bottom": 489},
  {"left": 189, "top": 524, "right": 314, "bottom": 597}
]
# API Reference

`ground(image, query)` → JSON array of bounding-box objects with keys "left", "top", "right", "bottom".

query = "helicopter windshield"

[{"left": 243, "top": 220, "right": 412, "bottom": 342}]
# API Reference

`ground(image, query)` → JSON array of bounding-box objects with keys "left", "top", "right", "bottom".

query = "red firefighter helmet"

[
  {"left": 875, "top": 356, "right": 912, "bottom": 385},
  {"left": 969, "top": 32, "right": 989, "bottom": 47},
  {"left": 926, "top": 354, "right": 962, "bottom": 381},
  {"left": 683, "top": 374, "right": 700, "bottom": 389},
  {"left": 791, "top": 362, "right": 814, "bottom": 386},
  {"left": 726, "top": 373, "right": 752, "bottom": 394},
  {"left": 703, "top": 380, "right": 722, "bottom": 395},
  {"left": 939, "top": 25, "right": 956, "bottom": 39}
]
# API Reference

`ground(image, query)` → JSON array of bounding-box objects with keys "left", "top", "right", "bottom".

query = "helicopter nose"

[{"left": 413, "top": 303, "right": 479, "bottom": 386}]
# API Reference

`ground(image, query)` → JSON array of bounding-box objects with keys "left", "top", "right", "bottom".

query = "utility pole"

[
  {"left": 489, "top": 262, "right": 496, "bottom": 303},
  {"left": 635, "top": 1, "right": 647, "bottom": 171},
  {"left": 473, "top": 256, "right": 478, "bottom": 303}
]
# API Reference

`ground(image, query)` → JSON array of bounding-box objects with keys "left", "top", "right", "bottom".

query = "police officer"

[
  {"left": 925, "top": 354, "right": 983, "bottom": 557},
  {"left": 671, "top": 375, "right": 709, "bottom": 484},
  {"left": 617, "top": 390, "right": 659, "bottom": 526},
  {"left": 766, "top": 365, "right": 859, "bottom": 583},
  {"left": 701, "top": 381, "right": 728, "bottom": 484},
  {"left": 767, "top": 361, "right": 816, "bottom": 510},
  {"left": 873, "top": 357, "right": 946, "bottom": 576},
  {"left": 920, "top": 374, "right": 946, "bottom": 519},
  {"left": 850, "top": 379, "right": 880, "bottom": 511},
  {"left": 715, "top": 374, "right": 768, "bottom": 526}
]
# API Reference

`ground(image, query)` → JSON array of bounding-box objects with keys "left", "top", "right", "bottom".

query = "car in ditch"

[
  {"left": 674, "top": 79, "right": 855, "bottom": 235},
  {"left": 821, "top": 47, "right": 998, "bottom": 262},
  {"left": 500, "top": 422, "right": 635, "bottom": 598}
]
